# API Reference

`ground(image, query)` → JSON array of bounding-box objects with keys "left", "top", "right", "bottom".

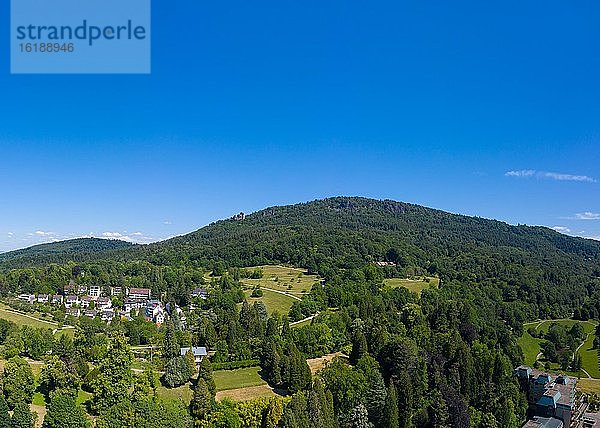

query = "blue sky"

[{"left": 1, "top": 1, "right": 599, "bottom": 252}]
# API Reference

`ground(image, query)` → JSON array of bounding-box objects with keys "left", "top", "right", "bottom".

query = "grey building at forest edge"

[{"left": 515, "top": 366, "right": 576, "bottom": 428}]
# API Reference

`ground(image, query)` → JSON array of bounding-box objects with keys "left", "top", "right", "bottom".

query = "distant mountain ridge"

[
  {"left": 0, "top": 238, "right": 133, "bottom": 268},
  {"left": 142, "top": 197, "right": 599, "bottom": 272},
  {"left": 1, "top": 197, "right": 599, "bottom": 278}
]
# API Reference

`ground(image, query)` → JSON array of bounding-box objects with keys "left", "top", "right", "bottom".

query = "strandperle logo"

[
  {"left": 16, "top": 20, "right": 148, "bottom": 46},
  {"left": 11, "top": 0, "right": 151, "bottom": 74}
]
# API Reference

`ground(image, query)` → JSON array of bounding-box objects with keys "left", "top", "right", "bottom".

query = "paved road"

[
  {"left": 261, "top": 287, "right": 302, "bottom": 301},
  {"left": 290, "top": 312, "right": 320, "bottom": 326}
]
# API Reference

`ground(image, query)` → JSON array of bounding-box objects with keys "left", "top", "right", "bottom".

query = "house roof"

[
  {"left": 522, "top": 416, "right": 563, "bottom": 428},
  {"left": 129, "top": 288, "right": 151, "bottom": 295},
  {"left": 180, "top": 346, "right": 207, "bottom": 357}
]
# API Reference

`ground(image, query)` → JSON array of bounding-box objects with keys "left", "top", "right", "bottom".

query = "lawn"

[
  {"left": 384, "top": 277, "right": 440, "bottom": 295},
  {"left": 0, "top": 304, "right": 59, "bottom": 330},
  {"left": 291, "top": 318, "right": 313, "bottom": 328},
  {"left": 213, "top": 366, "right": 267, "bottom": 391},
  {"left": 32, "top": 392, "right": 46, "bottom": 406},
  {"left": 518, "top": 319, "right": 599, "bottom": 378},
  {"left": 243, "top": 288, "right": 297, "bottom": 315},
  {"left": 76, "top": 390, "right": 92, "bottom": 406},
  {"left": 157, "top": 383, "right": 195, "bottom": 404},
  {"left": 156, "top": 366, "right": 268, "bottom": 404},
  {"left": 240, "top": 265, "right": 321, "bottom": 296},
  {"left": 518, "top": 331, "right": 541, "bottom": 366},
  {"left": 579, "top": 330, "right": 600, "bottom": 378},
  {"left": 577, "top": 378, "right": 600, "bottom": 394}
]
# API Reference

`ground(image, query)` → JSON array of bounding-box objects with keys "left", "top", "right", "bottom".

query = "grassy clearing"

[
  {"left": 518, "top": 319, "right": 599, "bottom": 378},
  {"left": 384, "top": 277, "right": 440, "bottom": 295},
  {"left": 32, "top": 392, "right": 46, "bottom": 406},
  {"left": 156, "top": 367, "right": 268, "bottom": 404},
  {"left": 157, "top": 383, "right": 194, "bottom": 404},
  {"left": 535, "top": 319, "right": 596, "bottom": 335},
  {"left": 579, "top": 331, "right": 600, "bottom": 378},
  {"left": 577, "top": 378, "right": 600, "bottom": 394},
  {"left": 216, "top": 385, "right": 276, "bottom": 402},
  {"left": 213, "top": 366, "right": 267, "bottom": 391},
  {"left": 291, "top": 318, "right": 313, "bottom": 329},
  {"left": 0, "top": 304, "right": 58, "bottom": 330},
  {"left": 307, "top": 352, "right": 345, "bottom": 375},
  {"left": 243, "top": 288, "right": 297, "bottom": 315},
  {"left": 76, "top": 390, "right": 92, "bottom": 406},
  {"left": 240, "top": 265, "right": 320, "bottom": 296},
  {"left": 518, "top": 331, "right": 541, "bottom": 366}
]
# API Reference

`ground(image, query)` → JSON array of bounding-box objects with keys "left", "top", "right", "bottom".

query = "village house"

[
  {"left": 65, "top": 295, "right": 79, "bottom": 308},
  {"left": 51, "top": 295, "right": 63, "bottom": 305},
  {"left": 36, "top": 294, "right": 49, "bottom": 304},
  {"left": 66, "top": 307, "right": 80, "bottom": 317},
  {"left": 63, "top": 284, "right": 75, "bottom": 295},
  {"left": 129, "top": 288, "right": 151, "bottom": 300},
  {"left": 110, "top": 286, "right": 122, "bottom": 296},
  {"left": 18, "top": 294, "right": 35, "bottom": 304},
  {"left": 96, "top": 297, "right": 112, "bottom": 310},
  {"left": 124, "top": 298, "right": 144, "bottom": 314},
  {"left": 100, "top": 310, "right": 115, "bottom": 322},
  {"left": 144, "top": 300, "right": 166, "bottom": 325},
  {"left": 88, "top": 285, "right": 101, "bottom": 299},
  {"left": 84, "top": 309, "right": 98, "bottom": 318},
  {"left": 80, "top": 296, "right": 93, "bottom": 309},
  {"left": 78, "top": 285, "right": 88, "bottom": 295},
  {"left": 180, "top": 346, "right": 207, "bottom": 364},
  {"left": 522, "top": 416, "right": 563, "bottom": 428}
]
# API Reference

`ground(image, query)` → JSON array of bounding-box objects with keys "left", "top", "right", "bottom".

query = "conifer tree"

[
  {"left": 198, "top": 356, "right": 216, "bottom": 398},
  {"left": 190, "top": 378, "right": 212, "bottom": 420},
  {"left": 10, "top": 402, "right": 35, "bottom": 428},
  {"left": 383, "top": 382, "right": 399, "bottom": 428},
  {"left": 350, "top": 331, "right": 368, "bottom": 365},
  {"left": 0, "top": 396, "right": 10, "bottom": 428},
  {"left": 162, "top": 319, "right": 179, "bottom": 360},
  {"left": 184, "top": 349, "right": 197, "bottom": 375}
]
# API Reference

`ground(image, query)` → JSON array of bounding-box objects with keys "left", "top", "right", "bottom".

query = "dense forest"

[{"left": 0, "top": 197, "right": 599, "bottom": 427}]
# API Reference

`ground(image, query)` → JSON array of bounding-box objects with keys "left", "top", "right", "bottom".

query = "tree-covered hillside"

[
  {"left": 2, "top": 197, "right": 600, "bottom": 319},
  {"left": 0, "top": 238, "right": 133, "bottom": 268},
  {"left": 133, "top": 197, "right": 600, "bottom": 319}
]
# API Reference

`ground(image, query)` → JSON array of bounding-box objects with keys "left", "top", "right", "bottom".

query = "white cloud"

[
  {"left": 575, "top": 212, "right": 600, "bottom": 220},
  {"left": 163, "top": 220, "right": 172, "bottom": 225},
  {"left": 552, "top": 226, "right": 571, "bottom": 233},
  {"left": 101, "top": 231, "right": 155, "bottom": 244},
  {"left": 35, "top": 230, "right": 55, "bottom": 237},
  {"left": 541, "top": 172, "right": 597, "bottom": 183},
  {"left": 102, "top": 232, "right": 124, "bottom": 238},
  {"left": 505, "top": 170, "right": 536, "bottom": 178},
  {"left": 505, "top": 170, "right": 597, "bottom": 183}
]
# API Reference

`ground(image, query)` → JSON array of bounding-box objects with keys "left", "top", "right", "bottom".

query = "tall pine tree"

[{"left": 383, "top": 382, "right": 399, "bottom": 428}]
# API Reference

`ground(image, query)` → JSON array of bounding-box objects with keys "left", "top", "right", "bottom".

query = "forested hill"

[
  {"left": 1, "top": 197, "right": 600, "bottom": 318},
  {"left": 0, "top": 238, "right": 133, "bottom": 268},
  {"left": 140, "top": 196, "right": 600, "bottom": 274}
]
